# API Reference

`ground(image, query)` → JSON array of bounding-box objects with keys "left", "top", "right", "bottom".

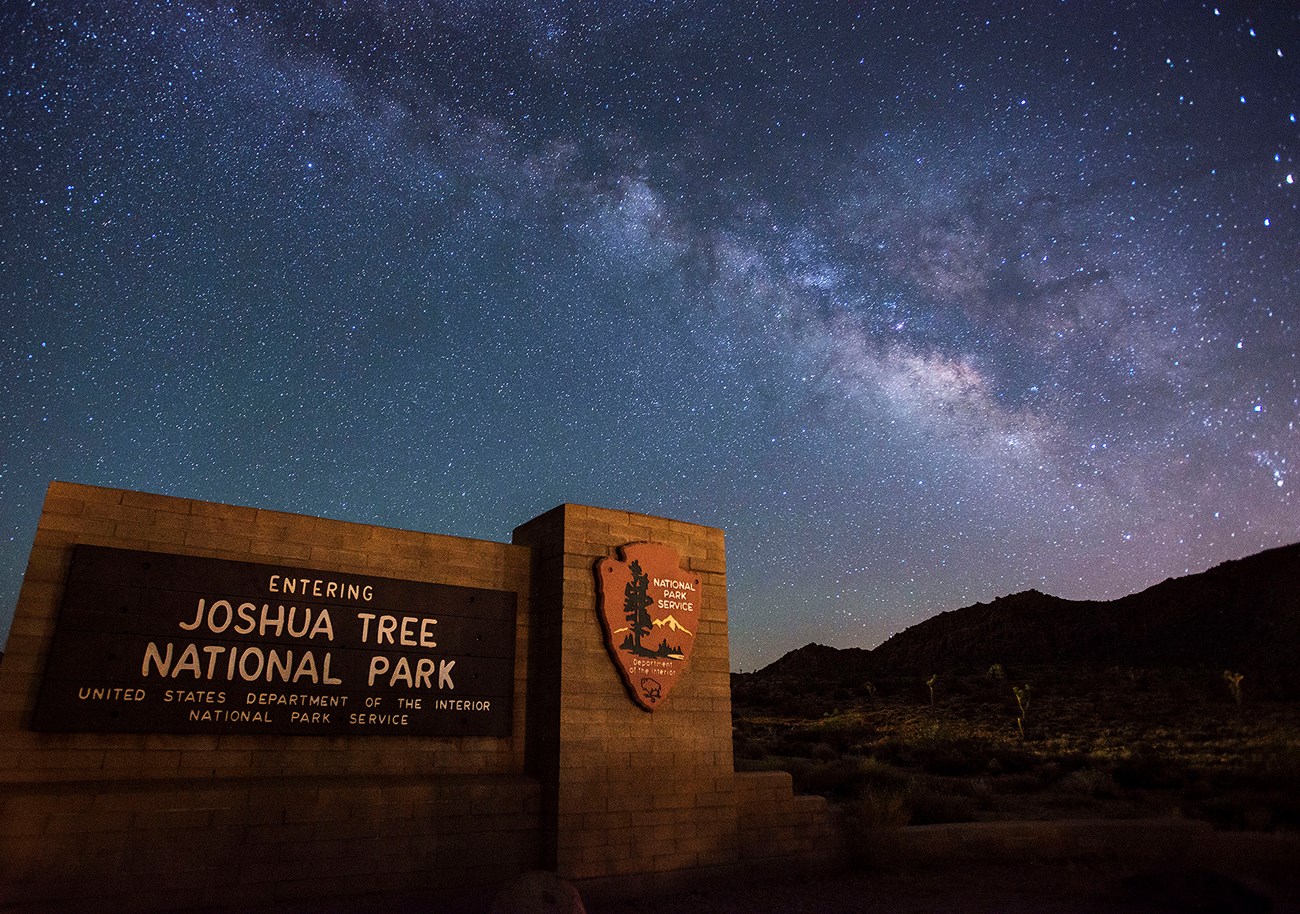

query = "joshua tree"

[
  {"left": 1013, "top": 684, "right": 1031, "bottom": 739},
  {"left": 1223, "top": 670, "right": 1244, "bottom": 706}
]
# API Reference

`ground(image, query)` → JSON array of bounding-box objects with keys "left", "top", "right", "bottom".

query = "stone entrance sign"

[
  {"left": 0, "top": 484, "right": 842, "bottom": 913},
  {"left": 32, "top": 545, "right": 517, "bottom": 736}
]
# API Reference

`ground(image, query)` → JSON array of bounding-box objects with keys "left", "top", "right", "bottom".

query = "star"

[{"left": 0, "top": 0, "right": 1296, "bottom": 671}]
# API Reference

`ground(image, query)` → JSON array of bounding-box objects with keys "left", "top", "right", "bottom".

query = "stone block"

[
  {"left": 41, "top": 494, "right": 86, "bottom": 516},
  {"left": 189, "top": 500, "right": 258, "bottom": 523},
  {"left": 118, "top": 489, "right": 188, "bottom": 513},
  {"left": 37, "top": 512, "right": 115, "bottom": 536},
  {"left": 249, "top": 539, "right": 314, "bottom": 561},
  {"left": 181, "top": 529, "right": 253, "bottom": 552},
  {"left": 110, "top": 522, "right": 187, "bottom": 545}
]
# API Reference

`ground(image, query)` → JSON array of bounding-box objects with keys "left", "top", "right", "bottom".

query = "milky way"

[{"left": 2, "top": 2, "right": 1296, "bottom": 670}]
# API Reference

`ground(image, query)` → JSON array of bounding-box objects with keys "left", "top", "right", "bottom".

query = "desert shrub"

[
  {"left": 772, "top": 731, "right": 818, "bottom": 757},
  {"left": 851, "top": 787, "right": 911, "bottom": 828},
  {"left": 926, "top": 774, "right": 990, "bottom": 800},
  {"left": 946, "top": 676, "right": 974, "bottom": 697},
  {"left": 769, "top": 754, "right": 918, "bottom": 807},
  {"left": 995, "top": 773, "right": 1043, "bottom": 795},
  {"left": 733, "top": 735, "right": 768, "bottom": 761},
  {"left": 809, "top": 742, "right": 839, "bottom": 762},
  {"left": 1053, "top": 751, "right": 1095, "bottom": 774},
  {"left": 1057, "top": 769, "right": 1116, "bottom": 797},
  {"left": 1250, "top": 749, "right": 1300, "bottom": 791},
  {"left": 912, "top": 741, "right": 989, "bottom": 777},
  {"left": 809, "top": 720, "right": 863, "bottom": 754},
  {"left": 1032, "top": 761, "right": 1068, "bottom": 787},
  {"left": 792, "top": 757, "right": 862, "bottom": 799},
  {"left": 856, "top": 757, "right": 912, "bottom": 791},
  {"left": 1206, "top": 755, "right": 1300, "bottom": 807},
  {"left": 907, "top": 788, "right": 979, "bottom": 824},
  {"left": 1111, "top": 746, "right": 1188, "bottom": 790},
  {"left": 986, "top": 745, "right": 1037, "bottom": 774},
  {"left": 869, "top": 740, "right": 915, "bottom": 768},
  {"left": 776, "top": 694, "right": 825, "bottom": 716},
  {"left": 848, "top": 775, "right": 979, "bottom": 828},
  {"left": 903, "top": 731, "right": 1002, "bottom": 776}
]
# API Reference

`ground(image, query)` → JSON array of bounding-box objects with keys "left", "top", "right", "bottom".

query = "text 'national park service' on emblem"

[{"left": 595, "top": 542, "right": 699, "bottom": 711}]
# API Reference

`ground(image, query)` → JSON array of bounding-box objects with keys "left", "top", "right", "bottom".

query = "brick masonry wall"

[
  {"left": 2, "top": 775, "right": 539, "bottom": 913},
  {"left": 735, "top": 771, "right": 846, "bottom": 870},
  {"left": 0, "top": 481, "right": 539, "bottom": 910},
  {"left": 513, "top": 505, "right": 740, "bottom": 884}
]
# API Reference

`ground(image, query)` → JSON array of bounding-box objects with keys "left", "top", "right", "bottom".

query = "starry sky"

[{"left": 1, "top": 1, "right": 1297, "bottom": 672}]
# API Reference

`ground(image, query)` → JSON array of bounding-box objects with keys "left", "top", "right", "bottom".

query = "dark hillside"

[{"left": 751, "top": 543, "right": 1300, "bottom": 694}]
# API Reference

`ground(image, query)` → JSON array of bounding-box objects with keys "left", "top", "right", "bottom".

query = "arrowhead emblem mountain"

[{"left": 651, "top": 615, "right": 694, "bottom": 636}]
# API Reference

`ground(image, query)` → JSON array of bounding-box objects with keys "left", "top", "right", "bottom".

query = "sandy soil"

[
  {"left": 219, "top": 859, "right": 1300, "bottom": 913},
  {"left": 586, "top": 862, "right": 1300, "bottom": 914}
]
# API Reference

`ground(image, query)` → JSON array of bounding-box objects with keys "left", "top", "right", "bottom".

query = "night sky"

[{"left": 2, "top": 1, "right": 1297, "bottom": 672}]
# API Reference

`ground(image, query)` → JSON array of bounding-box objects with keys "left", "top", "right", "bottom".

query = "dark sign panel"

[{"left": 32, "top": 545, "right": 517, "bottom": 737}]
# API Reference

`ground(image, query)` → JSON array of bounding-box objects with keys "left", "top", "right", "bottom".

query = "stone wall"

[
  {"left": 0, "top": 482, "right": 538, "bottom": 911},
  {"left": 0, "top": 483, "right": 844, "bottom": 911},
  {"left": 513, "top": 504, "right": 740, "bottom": 890},
  {"left": 2, "top": 775, "right": 538, "bottom": 911},
  {"left": 735, "top": 771, "right": 844, "bottom": 869}
]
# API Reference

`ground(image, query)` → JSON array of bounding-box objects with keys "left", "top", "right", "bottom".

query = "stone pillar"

[{"left": 513, "top": 505, "right": 738, "bottom": 887}]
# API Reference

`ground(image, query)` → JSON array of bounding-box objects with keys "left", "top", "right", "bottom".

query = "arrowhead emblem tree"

[{"left": 622, "top": 560, "right": 655, "bottom": 656}]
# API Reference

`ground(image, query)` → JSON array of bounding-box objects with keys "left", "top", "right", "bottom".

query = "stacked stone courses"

[
  {"left": 512, "top": 504, "right": 748, "bottom": 895},
  {"left": 0, "top": 483, "right": 844, "bottom": 911}
]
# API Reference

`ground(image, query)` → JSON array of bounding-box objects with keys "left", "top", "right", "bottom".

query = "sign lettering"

[{"left": 31, "top": 546, "right": 516, "bottom": 736}]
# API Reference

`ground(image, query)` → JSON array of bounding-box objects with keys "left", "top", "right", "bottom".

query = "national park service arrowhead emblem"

[{"left": 595, "top": 543, "right": 700, "bottom": 711}]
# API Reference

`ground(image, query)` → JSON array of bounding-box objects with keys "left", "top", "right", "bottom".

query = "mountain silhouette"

[{"left": 751, "top": 542, "right": 1300, "bottom": 694}]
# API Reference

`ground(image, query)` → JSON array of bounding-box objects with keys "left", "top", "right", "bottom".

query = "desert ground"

[{"left": 732, "top": 663, "right": 1300, "bottom": 832}]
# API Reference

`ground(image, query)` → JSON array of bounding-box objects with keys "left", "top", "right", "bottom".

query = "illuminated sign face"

[
  {"left": 595, "top": 542, "right": 699, "bottom": 711},
  {"left": 32, "top": 546, "right": 516, "bottom": 736}
]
